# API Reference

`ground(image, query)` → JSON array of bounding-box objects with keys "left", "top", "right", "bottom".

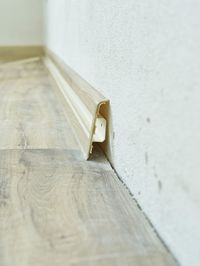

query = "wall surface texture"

[
  {"left": 0, "top": 0, "right": 43, "bottom": 45},
  {"left": 44, "top": 1, "right": 200, "bottom": 266}
]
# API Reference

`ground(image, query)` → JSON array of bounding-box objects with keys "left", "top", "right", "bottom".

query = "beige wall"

[{"left": 0, "top": 0, "right": 43, "bottom": 45}]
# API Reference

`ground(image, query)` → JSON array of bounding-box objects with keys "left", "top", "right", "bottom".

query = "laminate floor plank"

[
  {"left": 0, "top": 61, "right": 78, "bottom": 150},
  {"left": 0, "top": 59, "right": 47, "bottom": 80},
  {"left": 0, "top": 149, "right": 176, "bottom": 266},
  {"left": 0, "top": 59, "right": 177, "bottom": 266}
]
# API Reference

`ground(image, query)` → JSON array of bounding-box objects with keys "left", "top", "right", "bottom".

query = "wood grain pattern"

[
  {"left": 0, "top": 59, "right": 47, "bottom": 80},
  {"left": 0, "top": 59, "right": 177, "bottom": 266},
  {"left": 0, "top": 149, "right": 177, "bottom": 266},
  {"left": 0, "top": 60, "right": 78, "bottom": 150}
]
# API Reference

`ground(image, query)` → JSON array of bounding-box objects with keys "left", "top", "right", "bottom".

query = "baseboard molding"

[
  {"left": 0, "top": 45, "right": 109, "bottom": 159},
  {"left": 0, "top": 46, "right": 44, "bottom": 61},
  {"left": 44, "top": 49, "right": 109, "bottom": 159}
]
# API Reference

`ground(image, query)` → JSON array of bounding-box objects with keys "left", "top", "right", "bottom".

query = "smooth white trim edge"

[{"left": 43, "top": 56, "right": 107, "bottom": 159}]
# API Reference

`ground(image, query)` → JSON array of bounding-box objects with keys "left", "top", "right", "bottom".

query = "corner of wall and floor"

[
  {"left": 43, "top": 1, "right": 200, "bottom": 266},
  {"left": 1, "top": 1, "right": 200, "bottom": 266}
]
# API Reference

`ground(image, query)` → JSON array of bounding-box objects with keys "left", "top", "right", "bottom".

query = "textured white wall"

[
  {"left": 44, "top": 1, "right": 200, "bottom": 265},
  {"left": 0, "top": 0, "right": 43, "bottom": 45}
]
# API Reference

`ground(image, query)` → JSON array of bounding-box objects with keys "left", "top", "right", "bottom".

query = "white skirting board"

[{"left": 43, "top": 50, "right": 108, "bottom": 159}]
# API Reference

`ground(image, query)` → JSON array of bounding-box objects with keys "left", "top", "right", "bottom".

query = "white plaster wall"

[
  {"left": 0, "top": 0, "right": 43, "bottom": 45},
  {"left": 44, "top": 1, "right": 200, "bottom": 265}
]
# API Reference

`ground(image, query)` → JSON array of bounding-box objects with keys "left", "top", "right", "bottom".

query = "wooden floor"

[{"left": 0, "top": 59, "right": 177, "bottom": 266}]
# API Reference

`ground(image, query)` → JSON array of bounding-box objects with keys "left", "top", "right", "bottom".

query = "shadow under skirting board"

[{"left": 43, "top": 49, "right": 109, "bottom": 160}]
